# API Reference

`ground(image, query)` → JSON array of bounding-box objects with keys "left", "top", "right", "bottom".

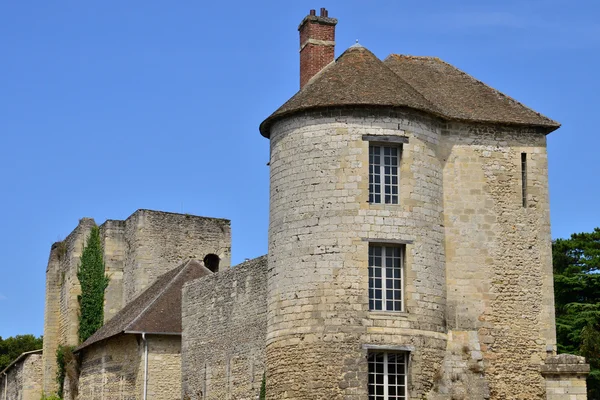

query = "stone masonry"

[
  {"left": 0, "top": 351, "right": 43, "bottom": 400},
  {"left": 41, "top": 209, "right": 231, "bottom": 396},
  {"left": 182, "top": 256, "right": 268, "bottom": 400}
]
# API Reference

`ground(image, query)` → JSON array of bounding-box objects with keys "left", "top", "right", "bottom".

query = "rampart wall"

[{"left": 182, "top": 256, "right": 267, "bottom": 400}]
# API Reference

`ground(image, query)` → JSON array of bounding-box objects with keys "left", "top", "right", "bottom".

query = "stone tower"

[{"left": 259, "top": 9, "right": 586, "bottom": 400}]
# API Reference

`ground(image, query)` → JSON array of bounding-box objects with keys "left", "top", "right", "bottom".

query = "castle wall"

[
  {"left": 42, "top": 218, "right": 95, "bottom": 395},
  {"left": 182, "top": 256, "right": 267, "bottom": 400},
  {"left": 266, "top": 109, "right": 447, "bottom": 399},
  {"left": 123, "top": 210, "right": 231, "bottom": 303},
  {"left": 41, "top": 244, "right": 62, "bottom": 394},
  {"left": 100, "top": 219, "right": 126, "bottom": 324},
  {"left": 440, "top": 122, "right": 556, "bottom": 399},
  {"left": 42, "top": 209, "right": 232, "bottom": 396},
  {"left": 0, "top": 352, "right": 43, "bottom": 400},
  {"left": 77, "top": 334, "right": 143, "bottom": 399}
]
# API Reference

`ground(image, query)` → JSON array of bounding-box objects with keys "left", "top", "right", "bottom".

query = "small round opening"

[{"left": 203, "top": 254, "right": 220, "bottom": 273}]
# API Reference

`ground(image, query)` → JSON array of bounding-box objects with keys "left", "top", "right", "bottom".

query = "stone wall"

[
  {"left": 182, "top": 256, "right": 268, "bottom": 400},
  {"left": 123, "top": 210, "right": 231, "bottom": 304},
  {"left": 42, "top": 218, "right": 95, "bottom": 394},
  {"left": 101, "top": 219, "right": 126, "bottom": 324},
  {"left": 146, "top": 336, "right": 182, "bottom": 400},
  {"left": 77, "top": 334, "right": 143, "bottom": 399},
  {"left": 267, "top": 109, "right": 448, "bottom": 399},
  {"left": 77, "top": 334, "right": 181, "bottom": 400},
  {"left": 0, "top": 352, "right": 43, "bottom": 400},
  {"left": 42, "top": 209, "right": 231, "bottom": 396},
  {"left": 441, "top": 122, "right": 556, "bottom": 399}
]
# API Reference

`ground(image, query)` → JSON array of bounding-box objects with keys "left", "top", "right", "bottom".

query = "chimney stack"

[{"left": 298, "top": 8, "right": 337, "bottom": 88}]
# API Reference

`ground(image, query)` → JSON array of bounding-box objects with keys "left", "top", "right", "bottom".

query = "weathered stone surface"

[
  {"left": 182, "top": 256, "right": 267, "bottom": 400},
  {"left": 77, "top": 334, "right": 181, "bottom": 400},
  {"left": 267, "top": 109, "right": 448, "bottom": 399},
  {"left": 0, "top": 351, "right": 43, "bottom": 400}
]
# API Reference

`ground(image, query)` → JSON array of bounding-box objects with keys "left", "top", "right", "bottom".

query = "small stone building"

[
  {"left": 74, "top": 259, "right": 212, "bottom": 399},
  {"left": 0, "top": 349, "right": 42, "bottom": 400}
]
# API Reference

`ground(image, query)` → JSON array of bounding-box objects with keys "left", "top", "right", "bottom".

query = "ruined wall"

[
  {"left": 182, "top": 256, "right": 267, "bottom": 400},
  {"left": 0, "top": 352, "right": 43, "bottom": 400},
  {"left": 77, "top": 334, "right": 143, "bottom": 399},
  {"left": 100, "top": 219, "right": 126, "bottom": 323},
  {"left": 42, "top": 218, "right": 95, "bottom": 394},
  {"left": 440, "top": 122, "right": 557, "bottom": 399},
  {"left": 42, "top": 209, "right": 231, "bottom": 396},
  {"left": 266, "top": 109, "right": 447, "bottom": 399},
  {"left": 123, "top": 210, "right": 231, "bottom": 303}
]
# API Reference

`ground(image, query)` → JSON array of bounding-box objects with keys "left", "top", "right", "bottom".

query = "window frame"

[
  {"left": 368, "top": 144, "right": 401, "bottom": 205},
  {"left": 368, "top": 244, "right": 405, "bottom": 312},
  {"left": 367, "top": 350, "right": 409, "bottom": 400}
]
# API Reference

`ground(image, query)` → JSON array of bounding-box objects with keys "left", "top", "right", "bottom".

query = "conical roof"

[
  {"left": 259, "top": 45, "right": 441, "bottom": 137},
  {"left": 259, "top": 46, "right": 559, "bottom": 137}
]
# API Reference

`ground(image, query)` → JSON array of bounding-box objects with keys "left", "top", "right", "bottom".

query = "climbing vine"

[
  {"left": 55, "top": 345, "right": 72, "bottom": 399},
  {"left": 77, "top": 225, "right": 109, "bottom": 343},
  {"left": 259, "top": 372, "right": 266, "bottom": 400}
]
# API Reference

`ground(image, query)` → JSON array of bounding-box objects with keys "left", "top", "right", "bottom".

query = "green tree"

[
  {"left": 77, "top": 226, "right": 109, "bottom": 343},
  {"left": 0, "top": 334, "right": 43, "bottom": 371},
  {"left": 553, "top": 227, "right": 600, "bottom": 399}
]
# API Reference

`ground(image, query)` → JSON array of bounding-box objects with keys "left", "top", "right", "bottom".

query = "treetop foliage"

[
  {"left": 0, "top": 334, "right": 43, "bottom": 372},
  {"left": 553, "top": 227, "right": 600, "bottom": 399}
]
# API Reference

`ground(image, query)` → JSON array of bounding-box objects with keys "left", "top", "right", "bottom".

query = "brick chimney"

[{"left": 298, "top": 8, "right": 337, "bottom": 88}]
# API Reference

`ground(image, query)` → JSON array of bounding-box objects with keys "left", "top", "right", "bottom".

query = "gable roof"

[
  {"left": 75, "top": 259, "right": 212, "bottom": 352},
  {"left": 259, "top": 45, "right": 559, "bottom": 137}
]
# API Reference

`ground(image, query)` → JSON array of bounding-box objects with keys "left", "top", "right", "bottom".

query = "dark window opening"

[
  {"left": 203, "top": 254, "right": 220, "bottom": 273},
  {"left": 521, "top": 153, "right": 527, "bottom": 208}
]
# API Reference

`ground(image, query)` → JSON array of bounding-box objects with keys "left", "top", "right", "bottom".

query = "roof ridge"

[{"left": 125, "top": 260, "right": 197, "bottom": 331}]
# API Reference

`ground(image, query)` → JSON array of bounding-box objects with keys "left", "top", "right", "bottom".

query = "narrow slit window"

[{"left": 521, "top": 153, "right": 527, "bottom": 208}]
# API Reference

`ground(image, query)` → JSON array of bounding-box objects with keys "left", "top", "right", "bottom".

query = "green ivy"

[
  {"left": 77, "top": 226, "right": 109, "bottom": 343},
  {"left": 259, "top": 372, "right": 266, "bottom": 400},
  {"left": 55, "top": 345, "right": 74, "bottom": 399}
]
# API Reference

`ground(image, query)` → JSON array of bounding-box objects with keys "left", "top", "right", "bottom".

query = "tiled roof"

[
  {"left": 75, "top": 259, "right": 212, "bottom": 352},
  {"left": 259, "top": 45, "right": 559, "bottom": 137},
  {"left": 383, "top": 54, "right": 559, "bottom": 129}
]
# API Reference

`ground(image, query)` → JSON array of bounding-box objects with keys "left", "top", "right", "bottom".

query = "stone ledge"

[{"left": 541, "top": 354, "right": 590, "bottom": 375}]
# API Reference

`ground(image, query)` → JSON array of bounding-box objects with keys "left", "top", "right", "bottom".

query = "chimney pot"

[
  {"left": 320, "top": 8, "right": 325, "bottom": 17},
  {"left": 310, "top": 9, "right": 316, "bottom": 16}
]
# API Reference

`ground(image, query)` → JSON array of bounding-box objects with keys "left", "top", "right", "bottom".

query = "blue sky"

[{"left": 1, "top": 0, "right": 598, "bottom": 338}]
